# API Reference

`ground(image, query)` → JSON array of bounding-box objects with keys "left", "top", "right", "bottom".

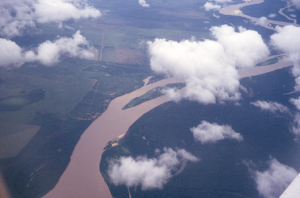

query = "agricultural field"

[
  {"left": 0, "top": 0, "right": 226, "bottom": 195},
  {"left": 3, "top": 0, "right": 295, "bottom": 197}
]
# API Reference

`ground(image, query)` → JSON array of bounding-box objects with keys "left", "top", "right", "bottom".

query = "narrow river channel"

[{"left": 220, "top": 0, "right": 299, "bottom": 29}]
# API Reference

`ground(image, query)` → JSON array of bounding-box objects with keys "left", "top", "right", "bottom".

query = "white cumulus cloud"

[
  {"left": 291, "top": 113, "right": 300, "bottom": 138},
  {"left": 138, "top": 0, "right": 150, "bottom": 7},
  {"left": 0, "top": 38, "right": 25, "bottom": 68},
  {"left": 289, "top": 98, "right": 300, "bottom": 139},
  {"left": 268, "top": 13, "right": 276, "bottom": 18},
  {"left": 147, "top": 25, "right": 269, "bottom": 104},
  {"left": 161, "top": 88, "right": 181, "bottom": 103},
  {"left": 204, "top": 2, "right": 221, "bottom": 11},
  {"left": 190, "top": 121, "right": 243, "bottom": 144},
  {"left": 211, "top": 26, "right": 269, "bottom": 68},
  {"left": 290, "top": 97, "right": 300, "bottom": 110},
  {"left": 34, "top": 0, "right": 100, "bottom": 23},
  {"left": 291, "top": 0, "right": 300, "bottom": 9},
  {"left": 204, "top": 0, "right": 232, "bottom": 11},
  {"left": 210, "top": 0, "right": 232, "bottom": 3},
  {"left": 0, "top": 0, "right": 101, "bottom": 38},
  {"left": 271, "top": 25, "right": 300, "bottom": 90},
  {"left": 108, "top": 148, "right": 199, "bottom": 190},
  {"left": 0, "top": 31, "right": 95, "bottom": 68},
  {"left": 251, "top": 159, "right": 298, "bottom": 198},
  {"left": 251, "top": 100, "right": 289, "bottom": 114},
  {"left": 255, "top": 16, "right": 268, "bottom": 26}
]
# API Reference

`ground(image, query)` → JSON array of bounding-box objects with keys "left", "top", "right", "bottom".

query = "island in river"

[
  {"left": 44, "top": 56, "right": 293, "bottom": 198},
  {"left": 1, "top": 0, "right": 300, "bottom": 198},
  {"left": 44, "top": 0, "right": 300, "bottom": 198}
]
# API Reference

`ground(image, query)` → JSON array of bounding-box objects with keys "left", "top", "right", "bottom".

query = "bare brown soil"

[{"left": 104, "top": 48, "right": 146, "bottom": 65}]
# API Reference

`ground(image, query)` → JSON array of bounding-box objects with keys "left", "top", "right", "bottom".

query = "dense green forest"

[{"left": 101, "top": 67, "right": 300, "bottom": 198}]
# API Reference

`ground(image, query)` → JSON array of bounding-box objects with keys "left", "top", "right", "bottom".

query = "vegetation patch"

[
  {"left": 0, "top": 124, "right": 40, "bottom": 159},
  {"left": 0, "top": 89, "right": 45, "bottom": 111},
  {"left": 123, "top": 83, "right": 186, "bottom": 110},
  {"left": 102, "top": 47, "right": 146, "bottom": 66},
  {"left": 256, "top": 55, "right": 284, "bottom": 67},
  {"left": 101, "top": 68, "right": 300, "bottom": 198},
  {"left": 100, "top": 139, "right": 133, "bottom": 198}
]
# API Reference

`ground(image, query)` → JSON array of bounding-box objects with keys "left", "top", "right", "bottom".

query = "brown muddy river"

[
  {"left": 44, "top": 1, "right": 295, "bottom": 197},
  {"left": 43, "top": 58, "right": 293, "bottom": 198},
  {"left": 43, "top": 77, "right": 182, "bottom": 198},
  {"left": 220, "top": 0, "right": 299, "bottom": 29}
]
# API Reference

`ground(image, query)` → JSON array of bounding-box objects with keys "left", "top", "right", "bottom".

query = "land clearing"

[{"left": 0, "top": 124, "right": 40, "bottom": 159}]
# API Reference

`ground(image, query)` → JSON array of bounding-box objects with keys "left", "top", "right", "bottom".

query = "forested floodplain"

[{"left": 101, "top": 67, "right": 300, "bottom": 198}]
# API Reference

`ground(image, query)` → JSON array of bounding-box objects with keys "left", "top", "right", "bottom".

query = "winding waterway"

[
  {"left": 44, "top": 1, "right": 296, "bottom": 198},
  {"left": 43, "top": 60, "right": 293, "bottom": 198},
  {"left": 220, "top": 0, "right": 299, "bottom": 30},
  {"left": 43, "top": 77, "right": 182, "bottom": 198}
]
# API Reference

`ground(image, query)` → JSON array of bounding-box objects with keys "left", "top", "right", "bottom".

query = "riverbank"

[
  {"left": 219, "top": 0, "right": 299, "bottom": 30},
  {"left": 44, "top": 1, "right": 296, "bottom": 197},
  {"left": 43, "top": 77, "right": 182, "bottom": 198},
  {"left": 44, "top": 56, "right": 293, "bottom": 198}
]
